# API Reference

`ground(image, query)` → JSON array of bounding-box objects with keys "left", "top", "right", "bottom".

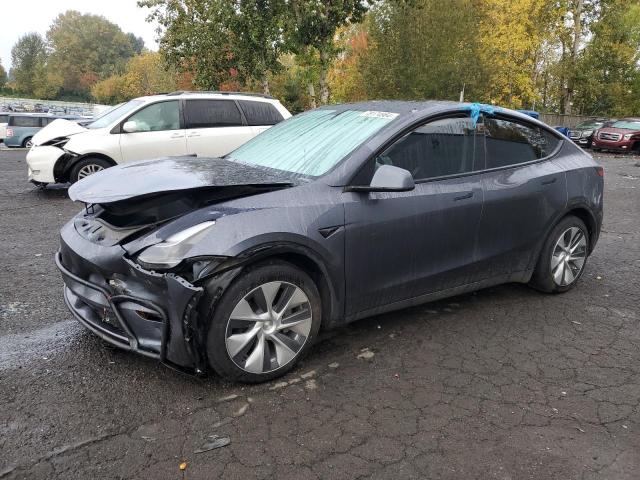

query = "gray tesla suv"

[{"left": 56, "top": 101, "right": 604, "bottom": 382}]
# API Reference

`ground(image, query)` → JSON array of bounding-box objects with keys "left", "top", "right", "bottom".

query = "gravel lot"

[{"left": 1, "top": 148, "right": 639, "bottom": 479}]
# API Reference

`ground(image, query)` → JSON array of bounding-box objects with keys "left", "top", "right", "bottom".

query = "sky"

[{"left": 1, "top": 0, "right": 159, "bottom": 70}]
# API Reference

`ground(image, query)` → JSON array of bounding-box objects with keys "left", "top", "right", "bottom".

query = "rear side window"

[
  {"left": 484, "top": 116, "right": 559, "bottom": 169},
  {"left": 372, "top": 116, "right": 482, "bottom": 181},
  {"left": 9, "top": 116, "right": 41, "bottom": 127},
  {"left": 185, "top": 100, "right": 243, "bottom": 128},
  {"left": 238, "top": 100, "right": 283, "bottom": 126}
]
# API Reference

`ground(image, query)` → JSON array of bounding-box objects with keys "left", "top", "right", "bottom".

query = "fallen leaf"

[
  {"left": 194, "top": 435, "right": 231, "bottom": 454},
  {"left": 179, "top": 462, "right": 187, "bottom": 471}
]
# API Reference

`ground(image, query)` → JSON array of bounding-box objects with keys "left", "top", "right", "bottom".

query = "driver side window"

[
  {"left": 361, "top": 115, "right": 482, "bottom": 184},
  {"left": 127, "top": 101, "right": 180, "bottom": 132}
]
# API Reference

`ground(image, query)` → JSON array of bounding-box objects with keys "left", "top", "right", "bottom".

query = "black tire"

[
  {"left": 69, "top": 157, "right": 112, "bottom": 183},
  {"left": 22, "top": 136, "right": 33, "bottom": 148},
  {"left": 203, "top": 260, "right": 322, "bottom": 383},
  {"left": 530, "top": 215, "right": 589, "bottom": 293}
]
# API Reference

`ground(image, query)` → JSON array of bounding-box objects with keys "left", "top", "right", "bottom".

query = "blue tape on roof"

[{"left": 461, "top": 103, "right": 498, "bottom": 126}]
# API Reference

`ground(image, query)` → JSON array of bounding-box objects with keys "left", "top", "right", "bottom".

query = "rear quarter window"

[
  {"left": 9, "top": 116, "right": 41, "bottom": 127},
  {"left": 238, "top": 100, "right": 284, "bottom": 126},
  {"left": 185, "top": 100, "right": 243, "bottom": 128},
  {"left": 484, "top": 117, "right": 560, "bottom": 169},
  {"left": 0, "top": 114, "right": 8, "bottom": 123}
]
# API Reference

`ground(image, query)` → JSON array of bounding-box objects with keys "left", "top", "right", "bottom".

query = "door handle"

[
  {"left": 187, "top": 132, "right": 201, "bottom": 138},
  {"left": 170, "top": 133, "right": 184, "bottom": 139},
  {"left": 454, "top": 192, "right": 473, "bottom": 201},
  {"left": 542, "top": 177, "right": 557, "bottom": 185}
]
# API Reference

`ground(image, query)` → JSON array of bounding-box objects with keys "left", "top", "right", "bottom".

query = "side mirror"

[
  {"left": 122, "top": 120, "right": 138, "bottom": 133},
  {"left": 346, "top": 165, "right": 415, "bottom": 193}
]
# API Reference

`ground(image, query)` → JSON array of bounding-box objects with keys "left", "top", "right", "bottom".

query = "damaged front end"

[{"left": 56, "top": 156, "right": 294, "bottom": 375}]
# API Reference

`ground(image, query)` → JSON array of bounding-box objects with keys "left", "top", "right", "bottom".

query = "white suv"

[{"left": 26, "top": 92, "right": 291, "bottom": 185}]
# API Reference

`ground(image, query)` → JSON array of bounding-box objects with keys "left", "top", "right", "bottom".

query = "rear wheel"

[
  {"left": 530, "top": 215, "right": 589, "bottom": 293},
  {"left": 69, "top": 157, "right": 112, "bottom": 183},
  {"left": 204, "top": 261, "right": 322, "bottom": 383},
  {"left": 22, "top": 137, "right": 33, "bottom": 148}
]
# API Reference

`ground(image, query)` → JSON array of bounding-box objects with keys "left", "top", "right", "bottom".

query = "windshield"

[
  {"left": 87, "top": 100, "right": 144, "bottom": 129},
  {"left": 227, "top": 109, "right": 398, "bottom": 177},
  {"left": 610, "top": 120, "right": 640, "bottom": 130}
]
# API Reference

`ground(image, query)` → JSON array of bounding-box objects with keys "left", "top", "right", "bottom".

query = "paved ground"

[{"left": 1, "top": 148, "right": 639, "bottom": 479}]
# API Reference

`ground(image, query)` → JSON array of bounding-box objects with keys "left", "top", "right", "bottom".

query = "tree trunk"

[
  {"left": 261, "top": 74, "right": 270, "bottom": 96},
  {"left": 319, "top": 49, "right": 330, "bottom": 105},
  {"left": 307, "top": 82, "right": 317, "bottom": 109},
  {"left": 564, "top": 0, "right": 583, "bottom": 115}
]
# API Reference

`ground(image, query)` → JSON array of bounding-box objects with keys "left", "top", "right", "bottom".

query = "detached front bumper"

[{"left": 56, "top": 221, "right": 206, "bottom": 374}]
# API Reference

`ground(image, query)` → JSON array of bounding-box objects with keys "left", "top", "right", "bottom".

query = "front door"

[
  {"left": 119, "top": 100, "right": 187, "bottom": 162},
  {"left": 344, "top": 114, "right": 486, "bottom": 317}
]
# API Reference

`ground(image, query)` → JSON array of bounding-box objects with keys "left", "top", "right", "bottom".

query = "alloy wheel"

[
  {"left": 77, "top": 163, "right": 104, "bottom": 179},
  {"left": 551, "top": 226, "right": 587, "bottom": 286},
  {"left": 225, "top": 281, "right": 313, "bottom": 374}
]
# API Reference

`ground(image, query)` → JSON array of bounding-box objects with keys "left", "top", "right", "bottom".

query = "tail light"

[
  {"left": 6, "top": 128, "right": 13, "bottom": 137},
  {"left": 595, "top": 166, "right": 604, "bottom": 178}
]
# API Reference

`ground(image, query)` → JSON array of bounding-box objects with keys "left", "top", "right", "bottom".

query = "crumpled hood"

[
  {"left": 68, "top": 156, "right": 294, "bottom": 204},
  {"left": 31, "top": 119, "right": 87, "bottom": 146}
]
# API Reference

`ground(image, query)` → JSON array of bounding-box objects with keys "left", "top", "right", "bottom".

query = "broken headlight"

[{"left": 136, "top": 221, "right": 215, "bottom": 269}]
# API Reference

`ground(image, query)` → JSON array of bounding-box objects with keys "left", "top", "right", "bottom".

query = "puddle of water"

[{"left": 0, "top": 320, "right": 81, "bottom": 370}]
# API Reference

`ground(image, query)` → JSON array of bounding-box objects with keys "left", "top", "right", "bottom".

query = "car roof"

[
  {"left": 314, "top": 100, "right": 551, "bottom": 127},
  {"left": 136, "top": 91, "right": 280, "bottom": 104}
]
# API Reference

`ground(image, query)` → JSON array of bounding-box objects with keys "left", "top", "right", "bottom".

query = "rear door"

[
  {"left": 184, "top": 99, "right": 253, "bottom": 157},
  {"left": 344, "top": 113, "right": 486, "bottom": 316},
  {"left": 119, "top": 100, "right": 186, "bottom": 162},
  {"left": 475, "top": 114, "right": 566, "bottom": 277},
  {"left": 237, "top": 100, "right": 285, "bottom": 137}
]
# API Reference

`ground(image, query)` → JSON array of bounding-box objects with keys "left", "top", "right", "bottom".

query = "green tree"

[
  {"left": 360, "top": 1, "right": 480, "bottom": 102},
  {"left": 286, "top": 0, "right": 368, "bottom": 104},
  {"left": 91, "top": 52, "right": 178, "bottom": 103},
  {"left": 232, "top": 0, "right": 286, "bottom": 94},
  {"left": 140, "top": 0, "right": 286, "bottom": 93},
  {"left": 572, "top": 0, "right": 640, "bottom": 116},
  {"left": 46, "top": 10, "right": 142, "bottom": 98},
  {"left": 10, "top": 32, "right": 48, "bottom": 95},
  {"left": 140, "top": 0, "right": 237, "bottom": 89},
  {"left": 0, "top": 58, "right": 7, "bottom": 88}
]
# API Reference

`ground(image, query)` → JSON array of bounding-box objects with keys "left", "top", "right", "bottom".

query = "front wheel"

[
  {"left": 530, "top": 215, "right": 589, "bottom": 293},
  {"left": 69, "top": 157, "right": 112, "bottom": 183},
  {"left": 203, "top": 261, "right": 322, "bottom": 383}
]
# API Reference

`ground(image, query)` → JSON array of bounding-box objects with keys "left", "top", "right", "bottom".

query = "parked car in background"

[
  {"left": 56, "top": 101, "right": 603, "bottom": 382},
  {"left": 26, "top": 91, "right": 291, "bottom": 186},
  {"left": 591, "top": 118, "right": 640, "bottom": 153},
  {"left": 0, "top": 112, "right": 10, "bottom": 143},
  {"left": 4, "top": 114, "right": 81, "bottom": 148},
  {"left": 569, "top": 119, "right": 611, "bottom": 148}
]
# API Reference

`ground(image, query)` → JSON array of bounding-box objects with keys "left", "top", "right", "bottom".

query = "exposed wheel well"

[{"left": 58, "top": 153, "right": 117, "bottom": 182}]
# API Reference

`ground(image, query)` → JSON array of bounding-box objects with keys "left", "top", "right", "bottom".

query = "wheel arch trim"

[{"left": 194, "top": 241, "right": 343, "bottom": 328}]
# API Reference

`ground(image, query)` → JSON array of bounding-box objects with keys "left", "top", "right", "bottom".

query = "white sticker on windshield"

[{"left": 360, "top": 111, "right": 399, "bottom": 119}]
